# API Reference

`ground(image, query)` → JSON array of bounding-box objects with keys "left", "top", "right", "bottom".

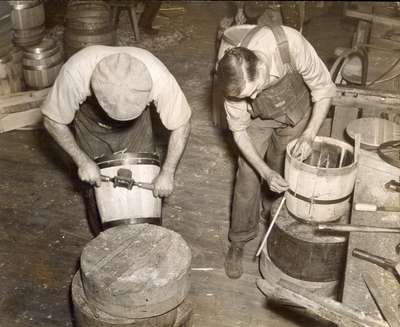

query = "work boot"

[{"left": 224, "top": 242, "right": 244, "bottom": 279}]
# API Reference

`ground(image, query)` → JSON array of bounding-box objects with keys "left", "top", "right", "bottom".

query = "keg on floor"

[
  {"left": 72, "top": 224, "right": 192, "bottom": 326},
  {"left": 260, "top": 197, "right": 348, "bottom": 298},
  {"left": 212, "top": 24, "right": 255, "bottom": 130},
  {"left": 0, "top": 46, "right": 24, "bottom": 96},
  {"left": 9, "top": 0, "right": 45, "bottom": 47},
  {"left": 94, "top": 153, "right": 162, "bottom": 228},
  {"left": 22, "top": 37, "right": 63, "bottom": 89},
  {"left": 285, "top": 136, "right": 358, "bottom": 223},
  {"left": 64, "top": 0, "right": 115, "bottom": 58}
]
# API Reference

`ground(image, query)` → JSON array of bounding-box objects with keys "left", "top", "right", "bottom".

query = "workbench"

[{"left": 342, "top": 149, "right": 400, "bottom": 320}]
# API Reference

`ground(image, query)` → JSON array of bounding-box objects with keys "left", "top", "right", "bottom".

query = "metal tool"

[
  {"left": 101, "top": 168, "right": 154, "bottom": 191},
  {"left": 355, "top": 203, "right": 400, "bottom": 212},
  {"left": 352, "top": 248, "right": 400, "bottom": 278},
  {"left": 363, "top": 273, "right": 400, "bottom": 327},
  {"left": 385, "top": 180, "right": 400, "bottom": 193},
  {"left": 317, "top": 224, "right": 400, "bottom": 234}
]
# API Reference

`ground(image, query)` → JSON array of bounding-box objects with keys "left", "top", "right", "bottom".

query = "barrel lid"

[{"left": 24, "top": 38, "right": 56, "bottom": 54}]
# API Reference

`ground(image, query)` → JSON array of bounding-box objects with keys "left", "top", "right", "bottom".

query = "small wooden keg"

[
  {"left": 22, "top": 37, "right": 63, "bottom": 89},
  {"left": 267, "top": 197, "right": 348, "bottom": 283},
  {"left": 80, "top": 224, "right": 192, "bottom": 320},
  {"left": 64, "top": 0, "right": 115, "bottom": 59},
  {"left": 94, "top": 153, "right": 162, "bottom": 228},
  {"left": 10, "top": 0, "right": 45, "bottom": 46},
  {"left": 285, "top": 136, "right": 358, "bottom": 223},
  {"left": 0, "top": 13, "right": 13, "bottom": 58}
]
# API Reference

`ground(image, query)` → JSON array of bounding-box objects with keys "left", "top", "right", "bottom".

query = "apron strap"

[
  {"left": 270, "top": 25, "right": 292, "bottom": 66},
  {"left": 239, "top": 25, "right": 264, "bottom": 48}
]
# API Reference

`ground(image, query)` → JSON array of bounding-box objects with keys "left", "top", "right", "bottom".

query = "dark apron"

[
  {"left": 240, "top": 25, "right": 311, "bottom": 126},
  {"left": 73, "top": 96, "right": 155, "bottom": 159}
]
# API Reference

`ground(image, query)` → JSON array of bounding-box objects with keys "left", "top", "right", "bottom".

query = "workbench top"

[{"left": 342, "top": 149, "right": 400, "bottom": 320}]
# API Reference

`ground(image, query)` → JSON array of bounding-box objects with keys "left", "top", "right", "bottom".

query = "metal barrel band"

[
  {"left": 102, "top": 217, "right": 162, "bottom": 229},
  {"left": 287, "top": 189, "right": 352, "bottom": 205}
]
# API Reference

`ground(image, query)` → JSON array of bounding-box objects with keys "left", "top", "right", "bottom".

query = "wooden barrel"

[
  {"left": 64, "top": 0, "right": 115, "bottom": 59},
  {"left": 65, "top": 0, "right": 111, "bottom": 31},
  {"left": 64, "top": 27, "right": 116, "bottom": 58},
  {"left": 0, "top": 46, "right": 24, "bottom": 96},
  {"left": 213, "top": 24, "right": 255, "bottom": 130},
  {"left": 80, "top": 224, "right": 192, "bottom": 320},
  {"left": 267, "top": 197, "right": 348, "bottom": 282},
  {"left": 0, "top": 11, "right": 13, "bottom": 58},
  {"left": 94, "top": 153, "right": 162, "bottom": 228},
  {"left": 22, "top": 37, "right": 63, "bottom": 89},
  {"left": 284, "top": 136, "right": 358, "bottom": 223},
  {"left": 10, "top": 0, "right": 45, "bottom": 46}
]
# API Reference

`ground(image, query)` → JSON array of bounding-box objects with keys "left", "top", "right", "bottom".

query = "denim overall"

[{"left": 229, "top": 25, "right": 312, "bottom": 243}]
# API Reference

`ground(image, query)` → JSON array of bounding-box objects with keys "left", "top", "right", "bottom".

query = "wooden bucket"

[
  {"left": 10, "top": 0, "right": 44, "bottom": 31},
  {"left": 284, "top": 136, "right": 358, "bottom": 223},
  {"left": 267, "top": 197, "right": 348, "bottom": 282},
  {"left": 22, "top": 38, "right": 63, "bottom": 89},
  {"left": 13, "top": 24, "right": 45, "bottom": 47},
  {"left": 80, "top": 224, "right": 192, "bottom": 320},
  {"left": 94, "top": 153, "right": 162, "bottom": 227},
  {"left": 213, "top": 24, "right": 255, "bottom": 129}
]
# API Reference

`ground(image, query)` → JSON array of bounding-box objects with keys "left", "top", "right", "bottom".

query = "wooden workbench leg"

[{"left": 129, "top": 7, "right": 141, "bottom": 42}]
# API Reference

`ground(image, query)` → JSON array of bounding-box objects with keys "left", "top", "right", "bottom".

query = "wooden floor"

[{"left": 0, "top": 3, "right": 354, "bottom": 327}]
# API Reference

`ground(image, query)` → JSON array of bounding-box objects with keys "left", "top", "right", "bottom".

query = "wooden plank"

[
  {"left": 331, "top": 106, "right": 360, "bottom": 141},
  {"left": 342, "top": 149, "right": 400, "bottom": 319},
  {"left": 0, "top": 107, "right": 42, "bottom": 133},
  {"left": 345, "top": 9, "right": 400, "bottom": 28},
  {"left": 0, "top": 88, "right": 50, "bottom": 114}
]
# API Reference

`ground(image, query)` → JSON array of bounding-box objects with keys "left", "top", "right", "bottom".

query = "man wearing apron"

[
  {"left": 216, "top": 25, "right": 336, "bottom": 279},
  {"left": 41, "top": 46, "right": 191, "bottom": 235}
]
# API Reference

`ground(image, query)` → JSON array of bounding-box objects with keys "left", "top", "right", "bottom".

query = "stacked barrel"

[
  {"left": 0, "top": 2, "right": 24, "bottom": 95},
  {"left": 9, "top": 0, "right": 45, "bottom": 47},
  {"left": 64, "top": 1, "right": 116, "bottom": 59},
  {"left": 23, "top": 37, "right": 63, "bottom": 89},
  {"left": 260, "top": 136, "right": 358, "bottom": 299},
  {"left": 72, "top": 224, "right": 193, "bottom": 327}
]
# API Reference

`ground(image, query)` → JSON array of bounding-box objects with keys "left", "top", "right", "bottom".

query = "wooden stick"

[
  {"left": 354, "top": 133, "right": 361, "bottom": 164},
  {"left": 317, "top": 224, "right": 400, "bottom": 234},
  {"left": 256, "top": 278, "right": 389, "bottom": 327},
  {"left": 339, "top": 147, "right": 345, "bottom": 168},
  {"left": 256, "top": 197, "right": 286, "bottom": 257}
]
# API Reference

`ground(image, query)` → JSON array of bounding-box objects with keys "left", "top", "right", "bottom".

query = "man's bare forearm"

[
  {"left": 43, "top": 116, "right": 91, "bottom": 167},
  {"left": 162, "top": 121, "right": 191, "bottom": 175},
  {"left": 302, "top": 97, "right": 332, "bottom": 139}
]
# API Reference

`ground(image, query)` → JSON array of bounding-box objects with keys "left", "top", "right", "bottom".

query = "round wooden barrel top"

[{"left": 81, "top": 224, "right": 192, "bottom": 319}]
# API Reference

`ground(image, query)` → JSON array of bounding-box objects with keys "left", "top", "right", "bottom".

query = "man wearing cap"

[
  {"left": 42, "top": 45, "right": 191, "bottom": 233},
  {"left": 216, "top": 25, "right": 336, "bottom": 278}
]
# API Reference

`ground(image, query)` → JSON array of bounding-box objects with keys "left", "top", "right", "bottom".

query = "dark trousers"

[
  {"left": 228, "top": 112, "right": 311, "bottom": 243},
  {"left": 139, "top": 1, "right": 161, "bottom": 28},
  {"left": 73, "top": 98, "right": 155, "bottom": 236}
]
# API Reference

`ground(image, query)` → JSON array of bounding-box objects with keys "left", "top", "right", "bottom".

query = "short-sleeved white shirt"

[
  {"left": 41, "top": 45, "right": 191, "bottom": 130},
  {"left": 218, "top": 25, "right": 336, "bottom": 132}
]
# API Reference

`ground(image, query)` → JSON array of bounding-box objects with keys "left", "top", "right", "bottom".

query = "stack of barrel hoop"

[{"left": 72, "top": 224, "right": 194, "bottom": 327}]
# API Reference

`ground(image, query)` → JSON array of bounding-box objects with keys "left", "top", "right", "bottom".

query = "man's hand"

[
  {"left": 152, "top": 169, "right": 174, "bottom": 198},
  {"left": 291, "top": 135, "right": 313, "bottom": 162},
  {"left": 261, "top": 167, "right": 289, "bottom": 193},
  {"left": 78, "top": 158, "right": 101, "bottom": 187}
]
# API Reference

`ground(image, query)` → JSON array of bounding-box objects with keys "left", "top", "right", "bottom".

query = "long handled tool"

[
  {"left": 256, "top": 196, "right": 286, "bottom": 257},
  {"left": 317, "top": 224, "right": 400, "bottom": 234},
  {"left": 352, "top": 248, "right": 400, "bottom": 278},
  {"left": 101, "top": 168, "right": 154, "bottom": 191}
]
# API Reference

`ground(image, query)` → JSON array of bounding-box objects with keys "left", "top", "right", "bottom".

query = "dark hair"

[{"left": 216, "top": 47, "right": 259, "bottom": 97}]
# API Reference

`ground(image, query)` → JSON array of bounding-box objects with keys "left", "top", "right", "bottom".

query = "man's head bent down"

[{"left": 91, "top": 53, "right": 153, "bottom": 121}]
